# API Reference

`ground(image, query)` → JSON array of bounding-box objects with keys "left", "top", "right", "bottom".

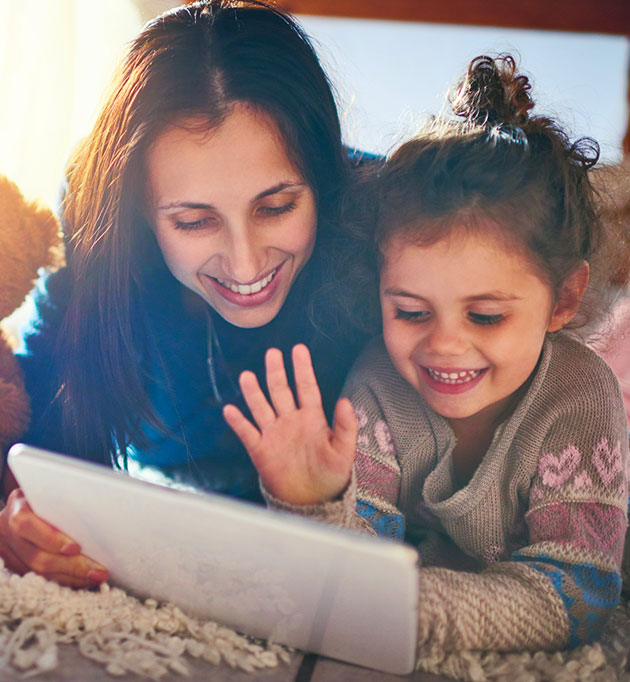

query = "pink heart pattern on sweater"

[
  {"left": 592, "top": 438, "right": 623, "bottom": 488},
  {"left": 576, "top": 503, "right": 627, "bottom": 563},
  {"left": 374, "top": 420, "right": 395, "bottom": 454},
  {"left": 539, "top": 445, "right": 581, "bottom": 489},
  {"left": 573, "top": 471, "right": 592, "bottom": 490},
  {"left": 528, "top": 501, "right": 627, "bottom": 564}
]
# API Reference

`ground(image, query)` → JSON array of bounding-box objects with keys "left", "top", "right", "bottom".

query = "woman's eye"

[
  {"left": 257, "top": 200, "right": 297, "bottom": 217},
  {"left": 174, "top": 217, "right": 215, "bottom": 231},
  {"left": 395, "top": 309, "right": 430, "bottom": 322},
  {"left": 468, "top": 312, "right": 505, "bottom": 326}
]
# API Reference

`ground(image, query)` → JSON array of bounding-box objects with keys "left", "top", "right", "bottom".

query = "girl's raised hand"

[{"left": 223, "top": 344, "right": 357, "bottom": 506}]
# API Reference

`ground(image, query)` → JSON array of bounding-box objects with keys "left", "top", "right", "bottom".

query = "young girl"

[{"left": 224, "top": 55, "right": 630, "bottom": 655}]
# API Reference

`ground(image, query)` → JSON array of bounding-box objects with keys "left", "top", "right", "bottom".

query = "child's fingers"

[
  {"left": 331, "top": 397, "right": 358, "bottom": 460},
  {"left": 265, "top": 348, "right": 296, "bottom": 416},
  {"left": 238, "top": 370, "right": 276, "bottom": 429},
  {"left": 223, "top": 404, "right": 263, "bottom": 456},
  {"left": 292, "top": 344, "right": 323, "bottom": 411}
]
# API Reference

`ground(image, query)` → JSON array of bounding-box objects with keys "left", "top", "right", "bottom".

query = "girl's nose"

[
  {"left": 422, "top": 319, "right": 468, "bottom": 357},
  {"left": 223, "top": 226, "right": 265, "bottom": 283}
]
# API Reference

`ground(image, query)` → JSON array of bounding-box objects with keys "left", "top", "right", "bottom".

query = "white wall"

[
  {"left": 299, "top": 16, "right": 630, "bottom": 164},
  {"left": 0, "top": 2, "right": 627, "bottom": 209}
]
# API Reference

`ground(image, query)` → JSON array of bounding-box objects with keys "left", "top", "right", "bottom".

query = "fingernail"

[
  {"left": 60, "top": 542, "right": 81, "bottom": 556},
  {"left": 87, "top": 569, "right": 108, "bottom": 583}
]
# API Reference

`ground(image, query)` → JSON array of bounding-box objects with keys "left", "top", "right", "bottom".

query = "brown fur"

[{"left": 0, "top": 175, "right": 61, "bottom": 455}]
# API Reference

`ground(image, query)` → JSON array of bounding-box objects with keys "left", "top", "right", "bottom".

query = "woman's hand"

[
  {"left": 223, "top": 344, "right": 358, "bottom": 506},
  {"left": 0, "top": 488, "right": 109, "bottom": 587}
]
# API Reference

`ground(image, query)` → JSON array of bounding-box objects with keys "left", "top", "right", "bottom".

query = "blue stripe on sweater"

[
  {"left": 512, "top": 551, "right": 621, "bottom": 647},
  {"left": 356, "top": 499, "right": 405, "bottom": 539}
]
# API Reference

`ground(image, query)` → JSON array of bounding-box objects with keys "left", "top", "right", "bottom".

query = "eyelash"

[
  {"left": 173, "top": 201, "right": 297, "bottom": 231},
  {"left": 468, "top": 313, "right": 505, "bottom": 326},
  {"left": 394, "top": 310, "right": 505, "bottom": 326},
  {"left": 395, "top": 310, "right": 429, "bottom": 322},
  {"left": 257, "top": 201, "right": 297, "bottom": 217},
  {"left": 175, "top": 218, "right": 212, "bottom": 231}
]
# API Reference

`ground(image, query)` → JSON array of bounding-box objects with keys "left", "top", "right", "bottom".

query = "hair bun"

[{"left": 451, "top": 54, "right": 534, "bottom": 128}]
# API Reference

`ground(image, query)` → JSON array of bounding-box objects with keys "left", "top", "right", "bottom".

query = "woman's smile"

[{"left": 202, "top": 262, "right": 284, "bottom": 308}]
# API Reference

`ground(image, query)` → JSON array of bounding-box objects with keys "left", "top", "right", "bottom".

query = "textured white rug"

[
  {"left": 1, "top": 559, "right": 629, "bottom": 681},
  {"left": 0, "top": 561, "right": 290, "bottom": 678}
]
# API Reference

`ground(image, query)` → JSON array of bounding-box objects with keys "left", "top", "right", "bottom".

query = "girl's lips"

[
  {"left": 203, "top": 262, "right": 284, "bottom": 308},
  {"left": 421, "top": 366, "right": 488, "bottom": 395}
]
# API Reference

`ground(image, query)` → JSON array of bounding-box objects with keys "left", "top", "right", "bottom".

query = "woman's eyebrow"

[
  {"left": 156, "top": 182, "right": 306, "bottom": 212},
  {"left": 254, "top": 181, "right": 306, "bottom": 201},
  {"left": 157, "top": 201, "right": 215, "bottom": 212}
]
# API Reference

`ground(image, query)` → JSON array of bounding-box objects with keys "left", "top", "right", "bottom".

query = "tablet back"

[{"left": 8, "top": 444, "right": 418, "bottom": 674}]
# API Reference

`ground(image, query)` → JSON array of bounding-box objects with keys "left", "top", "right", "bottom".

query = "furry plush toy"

[{"left": 0, "top": 174, "right": 61, "bottom": 458}]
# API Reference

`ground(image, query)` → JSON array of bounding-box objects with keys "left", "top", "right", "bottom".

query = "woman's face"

[{"left": 147, "top": 104, "right": 317, "bottom": 328}]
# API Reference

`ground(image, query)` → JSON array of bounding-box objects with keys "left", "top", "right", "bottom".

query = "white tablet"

[{"left": 8, "top": 443, "right": 418, "bottom": 674}]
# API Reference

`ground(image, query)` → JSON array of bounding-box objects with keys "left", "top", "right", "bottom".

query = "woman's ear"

[{"left": 547, "top": 260, "right": 590, "bottom": 332}]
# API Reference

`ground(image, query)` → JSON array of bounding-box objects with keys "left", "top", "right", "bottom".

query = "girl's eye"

[
  {"left": 257, "top": 200, "right": 297, "bottom": 217},
  {"left": 468, "top": 312, "right": 505, "bottom": 326},
  {"left": 174, "top": 217, "right": 215, "bottom": 231},
  {"left": 395, "top": 309, "right": 430, "bottom": 322}
]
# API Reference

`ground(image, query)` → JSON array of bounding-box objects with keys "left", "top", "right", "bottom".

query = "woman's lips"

[
  {"left": 203, "top": 262, "right": 284, "bottom": 308},
  {"left": 421, "top": 366, "right": 488, "bottom": 394}
]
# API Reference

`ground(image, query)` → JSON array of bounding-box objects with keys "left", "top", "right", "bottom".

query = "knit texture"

[{"left": 267, "top": 332, "right": 629, "bottom": 657}]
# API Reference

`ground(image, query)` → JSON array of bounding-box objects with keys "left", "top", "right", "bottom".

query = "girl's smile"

[
  {"left": 380, "top": 226, "right": 569, "bottom": 429},
  {"left": 421, "top": 366, "right": 488, "bottom": 394}
]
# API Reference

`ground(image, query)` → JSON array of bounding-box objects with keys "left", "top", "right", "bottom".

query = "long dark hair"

[{"left": 61, "top": 0, "right": 347, "bottom": 462}]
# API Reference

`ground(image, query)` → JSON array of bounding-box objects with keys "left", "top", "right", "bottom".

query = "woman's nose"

[{"left": 223, "top": 226, "right": 264, "bottom": 283}]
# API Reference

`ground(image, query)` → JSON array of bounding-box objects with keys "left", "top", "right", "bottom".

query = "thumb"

[{"left": 331, "top": 398, "right": 358, "bottom": 463}]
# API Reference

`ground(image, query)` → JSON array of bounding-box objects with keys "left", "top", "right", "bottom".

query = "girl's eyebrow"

[
  {"left": 465, "top": 293, "right": 522, "bottom": 302},
  {"left": 157, "top": 181, "right": 306, "bottom": 212},
  {"left": 383, "top": 288, "right": 521, "bottom": 302}
]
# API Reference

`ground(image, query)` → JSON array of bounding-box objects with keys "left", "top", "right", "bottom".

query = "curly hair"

[{"left": 338, "top": 54, "right": 626, "bottom": 336}]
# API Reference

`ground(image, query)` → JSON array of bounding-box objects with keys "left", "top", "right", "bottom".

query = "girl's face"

[
  {"left": 380, "top": 227, "right": 567, "bottom": 428},
  {"left": 147, "top": 103, "right": 317, "bottom": 328}
]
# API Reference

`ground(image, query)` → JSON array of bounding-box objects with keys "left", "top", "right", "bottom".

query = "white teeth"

[
  {"left": 215, "top": 269, "right": 276, "bottom": 295},
  {"left": 426, "top": 368, "right": 482, "bottom": 385}
]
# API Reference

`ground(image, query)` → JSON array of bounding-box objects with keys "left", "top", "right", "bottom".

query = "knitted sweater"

[{"left": 266, "top": 332, "right": 629, "bottom": 656}]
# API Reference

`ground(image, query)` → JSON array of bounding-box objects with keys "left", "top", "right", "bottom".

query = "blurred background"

[
  {"left": 0, "top": 0, "right": 630, "bottom": 204},
  {"left": 0, "top": 1, "right": 628, "bottom": 209}
]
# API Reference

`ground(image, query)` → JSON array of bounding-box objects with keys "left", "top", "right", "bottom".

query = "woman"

[{"left": 0, "top": 0, "right": 370, "bottom": 587}]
